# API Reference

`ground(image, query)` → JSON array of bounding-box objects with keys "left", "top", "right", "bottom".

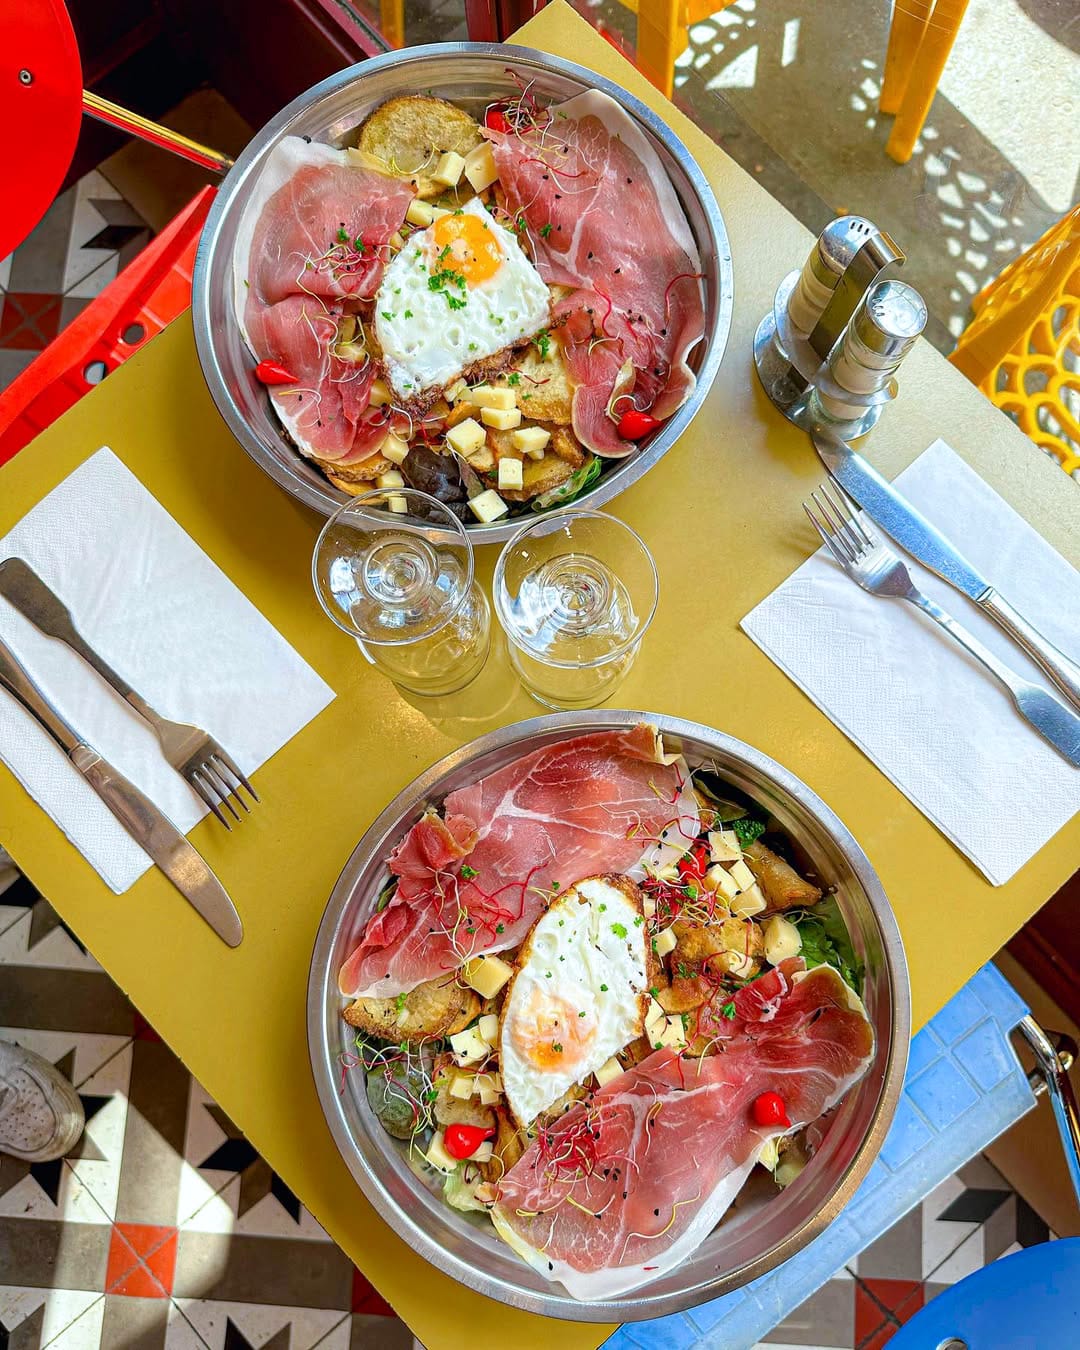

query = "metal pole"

[
  {"left": 82, "top": 91, "right": 234, "bottom": 175},
  {"left": 1017, "top": 1015, "right": 1080, "bottom": 1206}
]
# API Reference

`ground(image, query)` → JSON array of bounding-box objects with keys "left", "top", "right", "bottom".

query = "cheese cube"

[
  {"left": 478, "top": 1084, "right": 501, "bottom": 1106},
  {"left": 729, "top": 859, "right": 756, "bottom": 892},
  {"left": 468, "top": 489, "right": 509, "bottom": 523},
  {"left": 764, "top": 914, "right": 803, "bottom": 965},
  {"left": 335, "top": 341, "right": 367, "bottom": 364},
  {"left": 462, "top": 954, "right": 514, "bottom": 999},
  {"left": 473, "top": 1071, "right": 501, "bottom": 1094},
  {"left": 369, "top": 378, "right": 392, "bottom": 407},
  {"left": 645, "top": 997, "right": 666, "bottom": 1033},
  {"left": 731, "top": 882, "right": 767, "bottom": 918},
  {"left": 498, "top": 457, "right": 523, "bottom": 491},
  {"left": 382, "top": 433, "right": 410, "bottom": 465},
  {"left": 472, "top": 1141, "right": 494, "bottom": 1163},
  {"left": 708, "top": 829, "right": 742, "bottom": 863},
  {"left": 464, "top": 142, "right": 499, "bottom": 192},
  {"left": 389, "top": 231, "right": 405, "bottom": 251},
  {"left": 386, "top": 493, "right": 408, "bottom": 514},
  {"left": 478, "top": 1013, "right": 500, "bottom": 1045},
  {"left": 465, "top": 385, "right": 516, "bottom": 411},
  {"left": 594, "top": 1057, "right": 624, "bottom": 1088},
  {"left": 510, "top": 426, "right": 550, "bottom": 458},
  {"left": 659, "top": 1016, "right": 687, "bottom": 1049},
  {"left": 481, "top": 407, "right": 522, "bottom": 431},
  {"left": 706, "top": 864, "right": 740, "bottom": 901},
  {"left": 449, "top": 1073, "right": 474, "bottom": 1100},
  {"left": 376, "top": 469, "right": 404, "bottom": 489},
  {"left": 653, "top": 927, "right": 677, "bottom": 958},
  {"left": 449, "top": 1025, "right": 489, "bottom": 1066},
  {"left": 429, "top": 205, "right": 450, "bottom": 220},
  {"left": 425, "top": 1131, "right": 458, "bottom": 1173},
  {"left": 642, "top": 896, "right": 656, "bottom": 919},
  {"left": 446, "top": 378, "right": 468, "bottom": 403},
  {"left": 406, "top": 198, "right": 435, "bottom": 228},
  {"left": 433, "top": 151, "right": 466, "bottom": 187},
  {"left": 446, "top": 418, "right": 486, "bottom": 456}
]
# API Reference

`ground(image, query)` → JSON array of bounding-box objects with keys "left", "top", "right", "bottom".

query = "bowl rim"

[
  {"left": 306, "top": 709, "right": 911, "bottom": 1321},
  {"left": 192, "top": 41, "right": 735, "bottom": 545}
]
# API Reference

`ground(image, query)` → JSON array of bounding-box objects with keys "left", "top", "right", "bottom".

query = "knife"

[
  {"left": 813, "top": 423, "right": 1080, "bottom": 714},
  {"left": 0, "top": 635, "right": 243, "bottom": 947}
]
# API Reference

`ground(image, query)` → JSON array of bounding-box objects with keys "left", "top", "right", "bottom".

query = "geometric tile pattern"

[
  {"left": 0, "top": 169, "right": 150, "bottom": 390},
  {"left": 0, "top": 864, "right": 417, "bottom": 1349}
]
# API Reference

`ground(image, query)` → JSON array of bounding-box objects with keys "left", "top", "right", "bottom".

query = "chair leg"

[
  {"left": 380, "top": 0, "right": 406, "bottom": 49},
  {"left": 880, "top": 0, "right": 934, "bottom": 114},
  {"left": 886, "top": 0, "right": 970, "bottom": 163},
  {"left": 636, "top": 0, "right": 685, "bottom": 99}
]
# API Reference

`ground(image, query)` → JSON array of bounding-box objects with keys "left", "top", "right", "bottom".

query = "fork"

[
  {"left": 0, "top": 558, "right": 259, "bottom": 827},
  {"left": 803, "top": 485, "right": 1080, "bottom": 769}
]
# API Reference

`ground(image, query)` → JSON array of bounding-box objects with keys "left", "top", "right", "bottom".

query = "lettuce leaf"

[
  {"left": 794, "top": 896, "right": 863, "bottom": 995},
  {"left": 532, "top": 455, "right": 603, "bottom": 512}
]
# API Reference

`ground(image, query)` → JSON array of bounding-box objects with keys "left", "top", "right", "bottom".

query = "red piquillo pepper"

[
  {"left": 443, "top": 1122, "right": 496, "bottom": 1160},
  {"left": 617, "top": 409, "right": 662, "bottom": 440},
  {"left": 254, "top": 359, "right": 298, "bottom": 386},
  {"left": 676, "top": 843, "right": 709, "bottom": 884},
  {"left": 485, "top": 107, "right": 510, "bottom": 134},
  {"left": 751, "top": 1091, "right": 791, "bottom": 1129}
]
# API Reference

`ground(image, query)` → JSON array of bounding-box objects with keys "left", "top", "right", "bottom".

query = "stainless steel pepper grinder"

[{"left": 753, "top": 216, "right": 924, "bottom": 439}]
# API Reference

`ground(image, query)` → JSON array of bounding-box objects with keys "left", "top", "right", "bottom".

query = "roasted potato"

[
  {"left": 319, "top": 455, "right": 393, "bottom": 492},
  {"left": 743, "top": 840, "right": 823, "bottom": 910},
  {"left": 343, "top": 975, "right": 479, "bottom": 1042},
  {"left": 479, "top": 1106, "right": 527, "bottom": 1183},
  {"left": 433, "top": 1076, "right": 496, "bottom": 1131},
  {"left": 537, "top": 1081, "right": 589, "bottom": 1127},
  {"left": 497, "top": 345, "right": 574, "bottom": 425},
  {"left": 356, "top": 96, "right": 482, "bottom": 198},
  {"left": 657, "top": 973, "right": 708, "bottom": 1015}
]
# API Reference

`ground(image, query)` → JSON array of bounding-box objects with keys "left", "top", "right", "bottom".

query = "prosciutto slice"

[
  {"left": 234, "top": 137, "right": 413, "bottom": 465},
  {"left": 492, "top": 963, "right": 874, "bottom": 1300},
  {"left": 487, "top": 92, "right": 706, "bottom": 457},
  {"left": 339, "top": 724, "right": 692, "bottom": 998}
]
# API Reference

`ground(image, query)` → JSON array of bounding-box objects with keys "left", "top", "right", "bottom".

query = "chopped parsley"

[
  {"left": 720, "top": 1001, "right": 737, "bottom": 1020},
  {"left": 336, "top": 227, "right": 348, "bottom": 243},
  {"left": 495, "top": 923, "right": 504, "bottom": 934},
  {"left": 551, "top": 880, "right": 560, "bottom": 891},
  {"left": 506, "top": 372, "right": 521, "bottom": 386},
  {"left": 404, "top": 309, "right": 413, "bottom": 319},
  {"left": 428, "top": 266, "right": 469, "bottom": 311},
  {"left": 394, "top": 992, "right": 408, "bottom": 1013},
  {"left": 683, "top": 884, "right": 698, "bottom": 900},
  {"left": 552, "top": 1042, "right": 563, "bottom": 1053},
  {"left": 600, "top": 984, "right": 608, "bottom": 992},
  {"left": 540, "top": 222, "right": 553, "bottom": 238},
  {"left": 611, "top": 922, "right": 628, "bottom": 939},
  {"left": 633, "top": 915, "right": 644, "bottom": 927},
  {"left": 578, "top": 1010, "right": 587, "bottom": 1017},
  {"left": 468, "top": 342, "right": 478, "bottom": 351},
  {"left": 598, "top": 903, "right": 607, "bottom": 912},
  {"left": 381, "top": 311, "right": 394, "bottom": 321},
  {"left": 460, "top": 864, "right": 478, "bottom": 880},
  {"left": 534, "top": 329, "right": 551, "bottom": 360}
]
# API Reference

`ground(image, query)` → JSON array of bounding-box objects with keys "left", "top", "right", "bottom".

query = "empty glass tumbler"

[
  {"left": 493, "top": 509, "right": 658, "bottom": 709},
  {"left": 312, "top": 489, "right": 490, "bottom": 697}
]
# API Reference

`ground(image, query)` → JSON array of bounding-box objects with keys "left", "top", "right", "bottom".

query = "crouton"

[
  {"left": 356, "top": 96, "right": 482, "bottom": 199},
  {"left": 743, "top": 840, "right": 823, "bottom": 910},
  {"left": 343, "top": 975, "right": 479, "bottom": 1042},
  {"left": 497, "top": 344, "right": 574, "bottom": 424}
]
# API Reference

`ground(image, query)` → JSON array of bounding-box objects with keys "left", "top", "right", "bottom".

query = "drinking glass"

[
  {"left": 493, "top": 509, "right": 658, "bottom": 709},
  {"left": 312, "top": 489, "right": 490, "bottom": 697}
]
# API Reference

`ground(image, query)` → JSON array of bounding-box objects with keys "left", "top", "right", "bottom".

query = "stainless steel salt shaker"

[{"left": 814, "top": 280, "right": 928, "bottom": 426}]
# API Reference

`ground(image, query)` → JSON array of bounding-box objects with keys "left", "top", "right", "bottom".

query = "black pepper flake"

[
  {"left": 302, "top": 135, "right": 312, "bottom": 143},
  {"left": 622, "top": 1190, "right": 628, "bottom": 1199},
  {"left": 587, "top": 251, "right": 594, "bottom": 259},
  {"left": 626, "top": 177, "right": 633, "bottom": 184},
  {"left": 594, "top": 1212, "right": 601, "bottom": 1219},
  {"left": 614, "top": 267, "right": 621, "bottom": 274},
  {"left": 542, "top": 174, "right": 549, "bottom": 180},
  {"left": 653, "top": 1208, "right": 660, "bottom": 1216},
  {"left": 548, "top": 1262, "right": 554, "bottom": 1271},
  {"left": 554, "top": 193, "right": 562, "bottom": 199}
]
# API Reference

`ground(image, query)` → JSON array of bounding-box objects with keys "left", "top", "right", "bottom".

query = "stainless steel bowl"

[
  {"left": 192, "top": 44, "right": 733, "bottom": 545},
  {"left": 307, "top": 711, "right": 910, "bottom": 1321}
]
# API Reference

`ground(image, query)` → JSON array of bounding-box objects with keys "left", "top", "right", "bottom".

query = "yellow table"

[{"left": 1, "top": 5, "right": 1077, "bottom": 1347}]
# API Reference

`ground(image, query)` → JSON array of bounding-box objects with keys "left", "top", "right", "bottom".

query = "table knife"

[
  {"left": 813, "top": 424, "right": 1080, "bottom": 714},
  {"left": 0, "top": 636, "right": 243, "bottom": 947}
]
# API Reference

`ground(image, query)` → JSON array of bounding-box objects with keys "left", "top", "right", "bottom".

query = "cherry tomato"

[
  {"left": 751, "top": 1091, "right": 791, "bottom": 1129},
  {"left": 677, "top": 843, "right": 709, "bottom": 883},
  {"left": 617, "top": 409, "right": 662, "bottom": 440},
  {"left": 254, "top": 359, "right": 298, "bottom": 386},
  {"left": 443, "top": 1122, "right": 496, "bottom": 1160},
  {"left": 485, "top": 107, "right": 510, "bottom": 134}
]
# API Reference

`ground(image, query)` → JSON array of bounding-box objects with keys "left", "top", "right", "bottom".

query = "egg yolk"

[
  {"left": 511, "top": 992, "right": 597, "bottom": 1072},
  {"left": 431, "top": 212, "right": 503, "bottom": 286}
]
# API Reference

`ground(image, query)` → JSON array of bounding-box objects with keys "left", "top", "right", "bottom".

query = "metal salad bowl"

[
  {"left": 192, "top": 44, "right": 733, "bottom": 545},
  {"left": 307, "top": 710, "right": 910, "bottom": 1321}
]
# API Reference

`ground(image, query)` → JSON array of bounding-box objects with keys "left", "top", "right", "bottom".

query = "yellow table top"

[{"left": 1, "top": 5, "right": 1077, "bottom": 1346}]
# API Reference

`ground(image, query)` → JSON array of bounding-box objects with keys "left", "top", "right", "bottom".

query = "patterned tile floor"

[{"left": 0, "top": 859, "right": 1056, "bottom": 1350}]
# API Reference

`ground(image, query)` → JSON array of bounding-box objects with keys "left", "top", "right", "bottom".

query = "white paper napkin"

[
  {"left": 0, "top": 448, "right": 335, "bottom": 892},
  {"left": 742, "top": 439, "right": 1080, "bottom": 885}
]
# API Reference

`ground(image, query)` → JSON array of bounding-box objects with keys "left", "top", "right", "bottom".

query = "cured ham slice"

[
  {"left": 487, "top": 92, "right": 706, "bottom": 457},
  {"left": 233, "top": 137, "right": 413, "bottom": 465},
  {"left": 339, "top": 725, "right": 694, "bottom": 999},
  {"left": 492, "top": 964, "right": 874, "bottom": 1300}
]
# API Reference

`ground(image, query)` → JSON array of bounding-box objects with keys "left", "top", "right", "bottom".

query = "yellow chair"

[
  {"left": 623, "top": 0, "right": 739, "bottom": 99},
  {"left": 879, "top": 0, "right": 971, "bottom": 163},
  {"left": 380, "top": 0, "right": 405, "bottom": 48},
  {"left": 949, "top": 206, "right": 1080, "bottom": 478}
]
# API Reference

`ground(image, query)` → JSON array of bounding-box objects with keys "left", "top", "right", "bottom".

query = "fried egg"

[
  {"left": 499, "top": 875, "right": 649, "bottom": 1127},
  {"left": 374, "top": 197, "right": 550, "bottom": 401}
]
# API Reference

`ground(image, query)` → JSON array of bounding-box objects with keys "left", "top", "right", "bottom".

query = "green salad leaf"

[
  {"left": 794, "top": 895, "right": 863, "bottom": 995},
  {"left": 532, "top": 455, "right": 603, "bottom": 512}
]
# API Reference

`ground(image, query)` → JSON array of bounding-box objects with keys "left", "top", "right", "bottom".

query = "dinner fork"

[
  {"left": 803, "top": 485, "right": 1080, "bottom": 769},
  {"left": 0, "top": 558, "right": 259, "bottom": 827}
]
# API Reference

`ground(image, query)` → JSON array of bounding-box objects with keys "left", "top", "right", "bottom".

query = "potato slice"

[
  {"left": 357, "top": 96, "right": 482, "bottom": 199},
  {"left": 743, "top": 840, "right": 823, "bottom": 910},
  {"left": 343, "top": 975, "right": 479, "bottom": 1041},
  {"left": 497, "top": 344, "right": 574, "bottom": 424},
  {"left": 433, "top": 1076, "right": 496, "bottom": 1130},
  {"left": 479, "top": 1107, "right": 527, "bottom": 1183}
]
